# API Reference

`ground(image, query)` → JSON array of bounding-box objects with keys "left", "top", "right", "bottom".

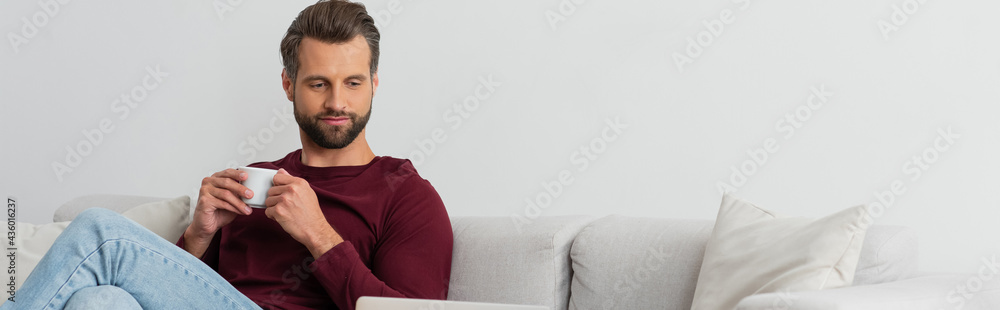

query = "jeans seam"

[{"left": 45, "top": 238, "right": 252, "bottom": 309}]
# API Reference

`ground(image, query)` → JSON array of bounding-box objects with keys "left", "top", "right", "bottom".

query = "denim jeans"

[
  {"left": 63, "top": 286, "right": 141, "bottom": 310},
  {"left": 1, "top": 208, "right": 262, "bottom": 310}
]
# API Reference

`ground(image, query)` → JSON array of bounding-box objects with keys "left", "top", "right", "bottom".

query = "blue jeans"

[{"left": 1, "top": 208, "right": 262, "bottom": 310}]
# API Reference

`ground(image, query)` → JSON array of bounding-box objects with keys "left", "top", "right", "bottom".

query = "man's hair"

[{"left": 280, "top": 0, "right": 380, "bottom": 85}]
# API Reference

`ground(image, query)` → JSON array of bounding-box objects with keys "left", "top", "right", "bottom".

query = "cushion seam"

[{"left": 820, "top": 230, "right": 861, "bottom": 289}]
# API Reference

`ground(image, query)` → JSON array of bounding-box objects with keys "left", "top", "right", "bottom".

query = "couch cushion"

[
  {"left": 568, "top": 216, "right": 714, "bottom": 310},
  {"left": 853, "top": 225, "right": 918, "bottom": 285},
  {"left": 736, "top": 274, "right": 1000, "bottom": 310},
  {"left": 54, "top": 194, "right": 174, "bottom": 222},
  {"left": 448, "top": 215, "right": 595, "bottom": 309},
  {"left": 568, "top": 215, "right": 919, "bottom": 310}
]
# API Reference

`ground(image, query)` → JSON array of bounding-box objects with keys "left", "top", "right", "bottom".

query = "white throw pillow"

[
  {"left": 4, "top": 196, "right": 191, "bottom": 303},
  {"left": 690, "top": 194, "right": 870, "bottom": 310},
  {"left": 120, "top": 195, "right": 192, "bottom": 243}
]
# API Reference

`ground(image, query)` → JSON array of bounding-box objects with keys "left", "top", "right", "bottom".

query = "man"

[{"left": 2, "top": 1, "right": 453, "bottom": 309}]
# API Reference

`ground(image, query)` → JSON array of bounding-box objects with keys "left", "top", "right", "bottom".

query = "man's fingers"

[
  {"left": 208, "top": 169, "right": 251, "bottom": 199},
  {"left": 272, "top": 172, "right": 294, "bottom": 186},
  {"left": 208, "top": 187, "right": 252, "bottom": 215},
  {"left": 264, "top": 205, "right": 276, "bottom": 220},
  {"left": 264, "top": 194, "right": 283, "bottom": 209},
  {"left": 211, "top": 168, "right": 248, "bottom": 182},
  {"left": 263, "top": 184, "right": 288, "bottom": 208},
  {"left": 207, "top": 175, "right": 252, "bottom": 199},
  {"left": 266, "top": 184, "right": 286, "bottom": 198}
]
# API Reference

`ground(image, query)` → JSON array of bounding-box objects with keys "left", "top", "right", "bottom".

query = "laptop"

[{"left": 356, "top": 296, "right": 549, "bottom": 310}]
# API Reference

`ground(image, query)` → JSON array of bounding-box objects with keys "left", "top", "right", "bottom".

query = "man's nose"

[{"left": 323, "top": 86, "right": 348, "bottom": 111}]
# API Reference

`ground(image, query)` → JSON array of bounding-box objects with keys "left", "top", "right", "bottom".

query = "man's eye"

[
  {"left": 310, "top": 83, "right": 326, "bottom": 88},
  {"left": 348, "top": 81, "right": 361, "bottom": 87}
]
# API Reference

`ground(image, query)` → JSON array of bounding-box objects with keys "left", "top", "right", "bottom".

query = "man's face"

[{"left": 283, "top": 35, "right": 378, "bottom": 149}]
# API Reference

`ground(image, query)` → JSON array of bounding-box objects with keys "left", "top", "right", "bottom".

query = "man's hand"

[
  {"left": 184, "top": 168, "right": 255, "bottom": 258},
  {"left": 266, "top": 168, "right": 344, "bottom": 259}
]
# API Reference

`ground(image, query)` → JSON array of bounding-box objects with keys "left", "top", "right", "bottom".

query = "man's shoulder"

[
  {"left": 375, "top": 156, "right": 428, "bottom": 193},
  {"left": 375, "top": 157, "right": 447, "bottom": 218}
]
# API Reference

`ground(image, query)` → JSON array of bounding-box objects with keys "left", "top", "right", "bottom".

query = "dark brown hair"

[{"left": 280, "top": 0, "right": 380, "bottom": 84}]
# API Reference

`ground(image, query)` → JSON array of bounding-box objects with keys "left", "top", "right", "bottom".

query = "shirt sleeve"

[
  {"left": 175, "top": 230, "right": 222, "bottom": 271},
  {"left": 309, "top": 176, "right": 454, "bottom": 310}
]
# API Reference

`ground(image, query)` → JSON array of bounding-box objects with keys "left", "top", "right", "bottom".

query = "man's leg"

[
  {"left": 64, "top": 286, "right": 141, "bottom": 310},
  {"left": 2, "top": 208, "right": 261, "bottom": 310}
]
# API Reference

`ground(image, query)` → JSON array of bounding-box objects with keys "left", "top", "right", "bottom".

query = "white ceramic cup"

[{"left": 237, "top": 166, "right": 278, "bottom": 208}]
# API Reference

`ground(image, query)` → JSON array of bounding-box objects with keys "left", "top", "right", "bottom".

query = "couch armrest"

[{"left": 736, "top": 274, "right": 1000, "bottom": 310}]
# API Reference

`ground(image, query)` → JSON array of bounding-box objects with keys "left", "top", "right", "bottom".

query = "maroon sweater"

[{"left": 176, "top": 150, "right": 453, "bottom": 310}]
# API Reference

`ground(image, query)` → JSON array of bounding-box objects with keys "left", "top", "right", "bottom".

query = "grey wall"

[{"left": 2, "top": 0, "right": 999, "bottom": 273}]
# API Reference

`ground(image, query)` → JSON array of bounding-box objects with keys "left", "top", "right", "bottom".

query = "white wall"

[{"left": 2, "top": 0, "right": 999, "bottom": 274}]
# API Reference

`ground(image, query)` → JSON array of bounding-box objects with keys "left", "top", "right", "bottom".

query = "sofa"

[{"left": 26, "top": 194, "right": 1000, "bottom": 309}]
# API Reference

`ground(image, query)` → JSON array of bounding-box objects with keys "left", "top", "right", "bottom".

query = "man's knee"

[
  {"left": 64, "top": 285, "right": 142, "bottom": 310},
  {"left": 74, "top": 208, "right": 122, "bottom": 222},
  {"left": 68, "top": 208, "right": 135, "bottom": 235}
]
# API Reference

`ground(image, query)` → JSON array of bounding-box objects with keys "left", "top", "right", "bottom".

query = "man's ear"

[
  {"left": 281, "top": 69, "right": 294, "bottom": 102},
  {"left": 371, "top": 69, "right": 379, "bottom": 96}
]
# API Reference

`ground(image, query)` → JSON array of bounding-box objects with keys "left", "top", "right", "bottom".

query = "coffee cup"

[{"left": 237, "top": 166, "right": 278, "bottom": 208}]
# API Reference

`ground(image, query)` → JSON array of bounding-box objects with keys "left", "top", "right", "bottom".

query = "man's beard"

[{"left": 293, "top": 100, "right": 371, "bottom": 149}]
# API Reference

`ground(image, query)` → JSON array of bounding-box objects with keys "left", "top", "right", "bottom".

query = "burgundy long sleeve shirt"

[{"left": 176, "top": 150, "right": 453, "bottom": 310}]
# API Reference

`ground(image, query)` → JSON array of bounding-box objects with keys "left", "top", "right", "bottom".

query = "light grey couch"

[{"left": 56, "top": 195, "right": 1000, "bottom": 310}]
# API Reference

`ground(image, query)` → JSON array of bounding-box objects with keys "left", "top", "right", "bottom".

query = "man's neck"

[{"left": 298, "top": 130, "right": 376, "bottom": 167}]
